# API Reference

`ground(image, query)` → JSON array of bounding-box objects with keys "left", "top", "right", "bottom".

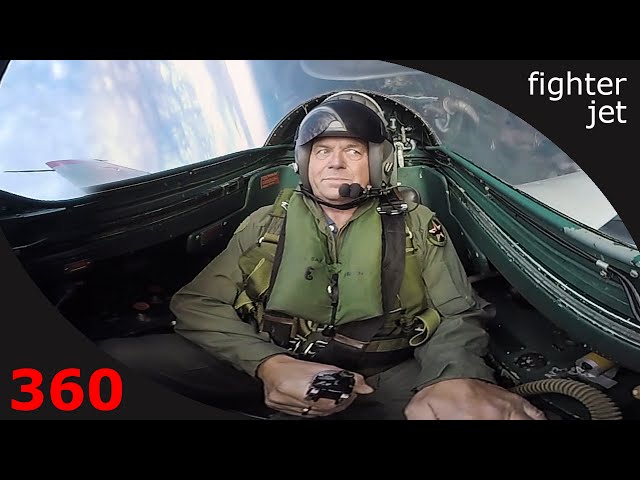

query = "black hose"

[{"left": 510, "top": 378, "right": 623, "bottom": 420}]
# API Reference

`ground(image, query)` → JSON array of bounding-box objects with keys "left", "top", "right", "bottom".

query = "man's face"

[{"left": 308, "top": 136, "right": 370, "bottom": 204}]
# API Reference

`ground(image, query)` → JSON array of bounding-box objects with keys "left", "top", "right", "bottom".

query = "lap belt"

[{"left": 262, "top": 308, "right": 441, "bottom": 374}]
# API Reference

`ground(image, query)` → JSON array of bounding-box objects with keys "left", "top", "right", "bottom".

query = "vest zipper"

[
  {"left": 324, "top": 273, "right": 339, "bottom": 337},
  {"left": 325, "top": 214, "right": 347, "bottom": 335}
]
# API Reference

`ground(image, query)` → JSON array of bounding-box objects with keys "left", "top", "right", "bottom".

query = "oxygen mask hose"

[{"left": 509, "top": 378, "right": 623, "bottom": 420}]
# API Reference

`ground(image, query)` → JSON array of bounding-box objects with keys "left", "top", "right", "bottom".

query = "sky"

[{"left": 0, "top": 60, "right": 270, "bottom": 200}]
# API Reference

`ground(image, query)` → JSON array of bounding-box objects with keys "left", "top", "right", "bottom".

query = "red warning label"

[{"left": 260, "top": 172, "right": 280, "bottom": 189}]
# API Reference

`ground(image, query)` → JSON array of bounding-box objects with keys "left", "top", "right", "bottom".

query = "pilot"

[{"left": 99, "top": 92, "right": 546, "bottom": 420}]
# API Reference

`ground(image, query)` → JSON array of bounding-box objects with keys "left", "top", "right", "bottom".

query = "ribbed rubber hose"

[{"left": 510, "top": 378, "right": 623, "bottom": 420}]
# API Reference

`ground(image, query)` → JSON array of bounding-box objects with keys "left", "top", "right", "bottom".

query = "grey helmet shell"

[{"left": 294, "top": 91, "right": 395, "bottom": 191}]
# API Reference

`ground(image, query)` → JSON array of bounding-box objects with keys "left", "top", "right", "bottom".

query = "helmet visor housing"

[{"left": 296, "top": 99, "right": 388, "bottom": 147}]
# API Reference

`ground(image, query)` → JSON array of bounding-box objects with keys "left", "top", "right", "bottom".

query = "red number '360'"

[{"left": 12, "top": 368, "right": 122, "bottom": 412}]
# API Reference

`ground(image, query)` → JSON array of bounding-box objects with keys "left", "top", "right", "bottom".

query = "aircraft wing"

[
  {"left": 45, "top": 159, "right": 149, "bottom": 189},
  {"left": 514, "top": 170, "right": 617, "bottom": 230}
]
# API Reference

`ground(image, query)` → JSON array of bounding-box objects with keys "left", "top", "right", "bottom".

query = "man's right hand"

[{"left": 256, "top": 354, "right": 374, "bottom": 417}]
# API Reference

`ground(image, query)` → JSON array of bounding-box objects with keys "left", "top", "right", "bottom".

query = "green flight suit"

[{"left": 170, "top": 193, "right": 497, "bottom": 419}]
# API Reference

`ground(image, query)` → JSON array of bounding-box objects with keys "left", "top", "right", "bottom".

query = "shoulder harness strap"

[
  {"left": 262, "top": 188, "right": 295, "bottom": 301},
  {"left": 260, "top": 187, "right": 295, "bottom": 244}
]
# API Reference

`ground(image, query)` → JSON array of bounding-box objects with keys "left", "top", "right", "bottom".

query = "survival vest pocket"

[
  {"left": 238, "top": 242, "right": 276, "bottom": 300},
  {"left": 245, "top": 257, "right": 272, "bottom": 299}
]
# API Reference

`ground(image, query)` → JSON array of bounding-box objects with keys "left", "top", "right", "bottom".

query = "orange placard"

[{"left": 260, "top": 172, "right": 280, "bottom": 189}]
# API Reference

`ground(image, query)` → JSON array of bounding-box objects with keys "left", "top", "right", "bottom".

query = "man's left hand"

[{"left": 404, "top": 378, "right": 547, "bottom": 420}]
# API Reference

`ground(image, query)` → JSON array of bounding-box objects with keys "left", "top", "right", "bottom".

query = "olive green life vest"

[
  {"left": 267, "top": 190, "right": 385, "bottom": 325},
  {"left": 233, "top": 188, "right": 441, "bottom": 371}
]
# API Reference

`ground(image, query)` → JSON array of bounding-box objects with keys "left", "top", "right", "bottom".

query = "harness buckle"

[
  {"left": 290, "top": 335, "right": 329, "bottom": 358},
  {"left": 303, "top": 339, "right": 329, "bottom": 357}
]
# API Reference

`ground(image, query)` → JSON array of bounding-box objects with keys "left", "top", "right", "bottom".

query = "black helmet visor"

[{"left": 296, "top": 99, "right": 388, "bottom": 147}]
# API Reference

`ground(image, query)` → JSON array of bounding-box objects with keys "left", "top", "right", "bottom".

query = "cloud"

[
  {"left": 0, "top": 60, "right": 271, "bottom": 200},
  {"left": 51, "top": 61, "right": 68, "bottom": 80}
]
